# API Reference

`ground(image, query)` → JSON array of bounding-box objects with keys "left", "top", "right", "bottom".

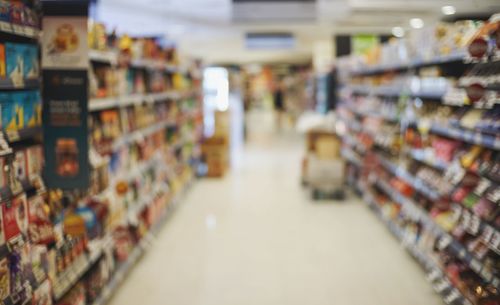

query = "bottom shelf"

[
  {"left": 90, "top": 179, "right": 193, "bottom": 305},
  {"left": 354, "top": 181, "right": 474, "bottom": 305}
]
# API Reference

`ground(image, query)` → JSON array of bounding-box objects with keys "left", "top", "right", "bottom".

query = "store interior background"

[{"left": 0, "top": 0, "right": 498, "bottom": 305}]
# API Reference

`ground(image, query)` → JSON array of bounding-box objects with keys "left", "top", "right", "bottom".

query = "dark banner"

[{"left": 42, "top": 2, "right": 89, "bottom": 189}]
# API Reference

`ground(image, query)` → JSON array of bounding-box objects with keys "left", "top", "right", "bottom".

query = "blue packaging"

[
  {"left": 12, "top": 91, "right": 24, "bottom": 129},
  {"left": 5, "top": 43, "right": 24, "bottom": 82},
  {"left": 23, "top": 45, "right": 38, "bottom": 79},
  {"left": 0, "top": 93, "right": 16, "bottom": 130},
  {"left": 23, "top": 91, "right": 41, "bottom": 127},
  {"left": 0, "top": 1, "right": 10, "bottom": 23}
]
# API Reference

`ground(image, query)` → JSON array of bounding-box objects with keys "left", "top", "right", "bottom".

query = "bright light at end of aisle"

[
  {"left": 409, "top": 18, "right": 424, "bottom": 29},
  {"left": 391, "top": 27, "right": 405, "bottom": 38},
  {"left": 441, "top": 6, "right": 456, "bottom": 15}
]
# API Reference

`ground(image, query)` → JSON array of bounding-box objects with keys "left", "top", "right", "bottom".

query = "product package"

[
  {"left": 22, "top": 45, "right": 38, "bottom": 79},
  {"left": 2, "top": 194, "right": 28, "bottom": 242},
  {"left": 28, "top": 195, "right": 55, "bottom": 245},
  {"left": 5, "top": 43, "right": 23, "bottom": 84},
  {"left": 0, "top": 43, "right": 5, "bottom": 78},
  {"left": 32, "top": 279, "right": 52, "bottom": 305}
]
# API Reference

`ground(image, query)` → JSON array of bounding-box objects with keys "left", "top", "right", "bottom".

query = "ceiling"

[{"left": 96, "top": 0, "right": 500, "bottom": 65}]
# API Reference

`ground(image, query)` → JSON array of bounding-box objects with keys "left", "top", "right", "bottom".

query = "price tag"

[
  {"left": 480, "top": 268, "right": 493, "bottom": 282},
  {"left": 435, "top": 279, "right": 451, "bottom": 293},
  {"left": 470, "top": 259, "right": 482, "bottom": 273},
  {"left": 469, "top": 215, "right": 480, "bottom": 235},
  {"left": 11, "top": 24, "right": 23, "bottom": 35},
  {"left": 481, "top": 226, "right": 494, "bottom": 244},
  {"left": 444, "top": 289, "right": 460, "bottom": 304},
  {"left": 0, "top": 21, "right": 11, "bottom": 32},
  {"left": 437, "top": 235, "right": 453, "bottom": 251},
  {"left": 461, "top": 211, "right": 471, "bottom": 230},
  {"left": 489, "top": 231, "right": 500, "bottom": 253},
  {"left": 427, "top": 269, "right": 442, "bottom": 282}
]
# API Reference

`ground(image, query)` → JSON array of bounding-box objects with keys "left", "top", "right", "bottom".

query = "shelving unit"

[{"left": 339, "top": 18, "right": 500, "bottom": 305}]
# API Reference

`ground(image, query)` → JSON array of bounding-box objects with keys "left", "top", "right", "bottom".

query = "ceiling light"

[
  {"left": 392, "top": 27, "right": 405, "bottom": 38},
  {"left": 409, "top": 18, "right": 424, "bottom": 29},
  {"left": 441, "top": 5, "right": 456, "bottom": 15}
]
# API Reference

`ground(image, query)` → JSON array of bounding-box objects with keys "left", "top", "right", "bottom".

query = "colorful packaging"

[
  {"left": 12, "top": 91, "right": 24, "bottom": 129},
  {"left": 0, "top": 257, "right": 9, "bottom": 300},
  {"left": 9, "top": 2, "right": 23, "bottom": 25},
  {"left": 2, "top": 194, "right": 28, "bottom": 241},
  {"left": 0, "top": 1, "right": 10, "bottom": 23},
  {"left": 0, "top": 93, "right": 15, "bottom": 130},
  {"left": 5, "top": 43, "right": 23, "bottom": 83},
  {"left": 22, "top": 45, "right": 38, "bottom": 79},
  {"left": 26, "top": 145, "right": 43, "bottom": 181},
  {"left": 0, "top": 44, "right": 5, "bottom": 78},
  {"left": 14, "top": 149, "right": 27, "bottom": 182},
  {"left": 23, "top": 91, "right": 36, "bottom": 127},
  {"left": 28, "top": 195, "right": 55, "bottom": 245}
]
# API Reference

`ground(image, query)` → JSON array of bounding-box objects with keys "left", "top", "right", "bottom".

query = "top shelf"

[
  {"left": 350, "top": 51, "right": 468, "bottom": 76},
  {"left": 89, "top": 50, "right": 178, "bottom": 72},
  {"left": 0, "top": 21, "right": 39, "bottom": 39}
]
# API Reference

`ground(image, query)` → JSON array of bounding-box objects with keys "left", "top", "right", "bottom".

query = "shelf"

[
  {"left": 341, "top": 147, "right": 363, "bottom": 167},
  {"left": 360, "top": 189, "right": 473, "bottom": 305},
  {"left": 52, "top": 248, "right": 105, "bottom": 301},
  {"left": 429, "top": 124, "right": 500, "bottom": 151},
  {"left": 90, "top": 181, "right": 192, "bottom": 305},
  {"left": 351, "top": 51, "right": 467, "bottom": 76},
  {"left": 89, "top": 50, "right": 119, "bottom": 65},
  {"left": 4, "top": 126, "right": 42, "bottom": 143},
  {"left": 112, "top": 120, "right": 176, "bottom": 151},
  {"left": 378, "top": 154, "right": 441, "bottom": 200},
  {"left": 0, "top": 21, "right": 39, "bottom": 39},
  {"left": 89, "top": 91, "right": 183, "bottom": 112},
  {"left": 349, "top": 84, "right": 447, "bottom": 100},
  {"left": 407, "top": 149, "right": 449, "bottom": 172},
  {"left": 374, "top": 178, "right": 500, "bottom": 290},
  {"left": 130, "top": 58, "right": 178, "bottom": 72},
  {"left": 0, "top": 78, "right": 40, "bottom": 90},
  {"left": 344, "top": 103, "right": 399, "bottom": 123}
]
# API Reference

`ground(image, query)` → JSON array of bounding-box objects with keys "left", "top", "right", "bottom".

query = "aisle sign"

[{"left": 42, "top": 1, "right": 90, "bottom": 189}]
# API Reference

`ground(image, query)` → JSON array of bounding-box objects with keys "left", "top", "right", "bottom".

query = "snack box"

[
  {"left": 23, "top": 90, "right": 41, "bottom": 127},
  {"left": 9, "top": 1, "right": 24, "bottom": 25},
  {"left": 14, "top": 149, "right": 27, "bottom": 182},
  {"left": 26, "top": 145, "right": 43, "bottom": 180},
  {"left": 0, "top": 1, "right": 10, "bottom": 23},
  {"left": 5, "top": 42, "right": 24, "bottom": 83},
  {"left": 0, "top": 92, "right": 17, "bottom": 131},
  {"left": 23, "top": 44, "right": 38, "bottom": 79}
]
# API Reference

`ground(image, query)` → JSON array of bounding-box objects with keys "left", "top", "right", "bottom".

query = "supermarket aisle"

[{"left": 109, "top": 135, "right": 442, "bottom": 305}]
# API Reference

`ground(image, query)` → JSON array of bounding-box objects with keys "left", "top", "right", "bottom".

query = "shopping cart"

[{"left": 302, "top": 130, "right": 346, "bottom": 200}]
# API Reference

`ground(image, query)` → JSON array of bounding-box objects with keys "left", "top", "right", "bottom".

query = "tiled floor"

[{"left": 108, "top": 134, "right": 443, "bottom": 305}]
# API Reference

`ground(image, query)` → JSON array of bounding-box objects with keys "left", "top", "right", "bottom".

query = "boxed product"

[
  {"left": 0, "top": 1, "right": 10, "bottom": 23},
  {"left": 2, "top": 194, "right": 29, "bottom": 241},
  {"left": 26, "top": 144, "right": 44, "bottom": 181},
  {"left": 0, "top": 44, "right": 5, "bottom": 78},
  {"left": 23, "top": 91, "right": 41, "bottom": 127},
  {"left": 5, "top": 43, "right": 23, "bottom": 83},
  {"left": 14, "top": 149, "right": 27, "bottom": 181},
  {"left": 28, "top": 195, "right": 55, "bottom": 245},
  {"left": 22, "top": 45, "right": 38, "bottom": 79}
]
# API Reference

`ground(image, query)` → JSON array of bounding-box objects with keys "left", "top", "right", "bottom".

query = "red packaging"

[
  {"left": 28, "top": 195, "right": 55, "bottom": 245},
  {"left": 432, "top": 137, "right": 460, "bottom": 163},
  {"left": 2, "top": 194, "right": 28, "bottom": 241}
]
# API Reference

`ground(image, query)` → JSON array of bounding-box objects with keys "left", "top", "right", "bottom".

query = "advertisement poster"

[
  {"left": 42, "top": 2, "right": 90, "bottom": 189},
  {"left": 352, "top": 34, "right": 379, "bottom": 56},
  {"left": 41, "top": 17, "right": 88, "bottom": 70}
]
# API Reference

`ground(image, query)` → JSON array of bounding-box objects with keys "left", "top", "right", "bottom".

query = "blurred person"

[{"left": 273, "top": 79, "right": 285, "bottom": 131}]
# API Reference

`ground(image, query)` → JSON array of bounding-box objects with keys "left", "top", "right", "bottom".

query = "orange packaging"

[{"left": 0, "top": 44, "right": 5, "bottom": 78}]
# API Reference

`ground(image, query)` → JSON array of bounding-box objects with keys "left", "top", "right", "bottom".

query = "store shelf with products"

[
  {"left": 0, "top": 2, "right": 203, "bottom": 304},
  {"left": 339, "top": 16, "right": 500, "bottom": 305}
]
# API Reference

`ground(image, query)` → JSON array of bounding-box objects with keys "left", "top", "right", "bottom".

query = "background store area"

[{"left": 0, "top": 1, "right": 499, "bottom": 305}]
